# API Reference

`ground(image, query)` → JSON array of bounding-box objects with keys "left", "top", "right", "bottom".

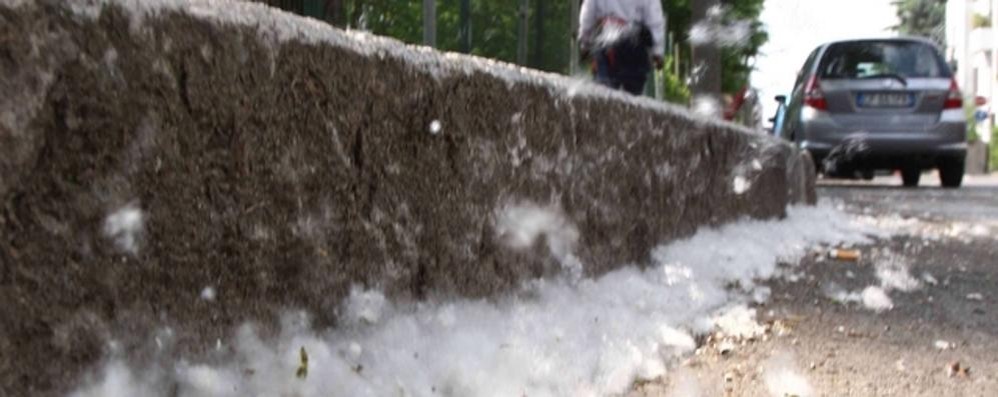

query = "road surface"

[{"left": 632, "top": 173, "right": 998, "bottom": 396}]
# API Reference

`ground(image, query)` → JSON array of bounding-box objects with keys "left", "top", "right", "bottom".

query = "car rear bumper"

[
  {"left": 801, "top": 135, "right": 968, "bottom": 156},
  {"left": 798, "top": 116, "right": 966, "bottom": 170},
  {"left": 805, "top": 144, "right": 966, "bottom": 171}
]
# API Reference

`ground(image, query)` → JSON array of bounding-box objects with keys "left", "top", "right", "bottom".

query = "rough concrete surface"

[{"left": 0, "top": 1, "right": 814, "bottom": 395}]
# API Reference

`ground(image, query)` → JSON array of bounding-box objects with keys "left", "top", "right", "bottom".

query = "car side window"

[
  {"left": 794, "top": 47, "right": 821, "bottom": 92},
  {"left": 778, "top": 47, "right": 821, "bottom": 140}
]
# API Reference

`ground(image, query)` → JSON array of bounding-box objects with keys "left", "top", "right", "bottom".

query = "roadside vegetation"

[
  {"left": 258, "top": 0, "right": 765, "bottom": 107},
  {"left": 992, "top": 127, "right": 998, "bottom": 171}
]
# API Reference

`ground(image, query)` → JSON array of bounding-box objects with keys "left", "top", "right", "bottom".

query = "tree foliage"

[
  {"left": 720, "top": 0, "right": 767, "bottom": 93},
  {"left": 991, "top": 127, "right": 998, "bottom": 171},
  {"left": 323, "top": 0, "right": 571, "bottom": 72},
  {"left": 654, "top": 54, "right": 692, "bottom": 103},
  {"left": 262, "top": 0, "right": 767, "bottom": 102},
  {"left": 892, "top": 0, "right": 946, "bottom": 45}
]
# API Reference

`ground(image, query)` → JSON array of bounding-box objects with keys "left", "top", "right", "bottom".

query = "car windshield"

[{"left": 818, "top": 41, "right": 949, "bottom": 79}]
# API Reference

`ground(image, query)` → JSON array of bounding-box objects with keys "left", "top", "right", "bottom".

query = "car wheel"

[
  {"left": 939, "top": 158, "right": 965, "bottom": 188},
  {"left": 901, "top": 167, "right": 921, "bottom": 187}
]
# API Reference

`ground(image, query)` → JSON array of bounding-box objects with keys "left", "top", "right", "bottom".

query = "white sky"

[{"left": 752, "top": 0, "right": 900, "bottom": 123}]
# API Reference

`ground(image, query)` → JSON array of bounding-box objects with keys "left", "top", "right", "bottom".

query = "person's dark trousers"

[{"left": 594, "top": 39, "right": 651, "bottom": 95}]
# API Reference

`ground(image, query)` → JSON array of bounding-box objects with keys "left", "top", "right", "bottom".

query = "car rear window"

[{"left": 817, "top": 41, "right": 950, "bottom": 79}]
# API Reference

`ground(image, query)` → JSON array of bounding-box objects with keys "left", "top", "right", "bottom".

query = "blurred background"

[{"left": 254, "top": 0, "right": 996, "bottom": 174}]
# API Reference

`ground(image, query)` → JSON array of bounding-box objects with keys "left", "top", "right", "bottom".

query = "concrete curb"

[{"left": 0, "top": 1, "right": 815, "bottom": 394}]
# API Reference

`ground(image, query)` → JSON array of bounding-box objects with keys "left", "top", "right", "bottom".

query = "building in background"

[
  {"left": 947, "top": 0, "right": 994, "bottom": 144},
  {"left": 947, "top": 0, "right": 995, "bottom": 172}
]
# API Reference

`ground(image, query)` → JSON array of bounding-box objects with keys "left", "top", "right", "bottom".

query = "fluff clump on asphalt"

[
  {"left": 71, "top": 203, "right": 872, "bottom": 397},
  {"left": 860, "top": 286, "right": 894, "bottom": 312},
  {"left": 342, "top": 286, "right": 388, "bottom": 325},
  {"left": 873, "top": 250, "right": 921, "bottom": 292},
  {"left": 666, "top": 368, "right": 704, "bottom": 397},
  {"left": 825, "top": 285, "right": 894, "bottom": 312},
  {"left": 763, "top": 352, "right": 814, "bottom": 397},
  {"left": 712, "top": 305, "right": 766, "bottom": 339},
  {"left": 824, "top": 250, "right": 920, "bottom": 312}
]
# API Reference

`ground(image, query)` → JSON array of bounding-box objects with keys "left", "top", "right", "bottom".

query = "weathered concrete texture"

[
  {"left": 966, "top": 140, "right": 989, "bottom": 175},
  {"left": 0, "top": 1, "right": 814, "bottom": 395}
]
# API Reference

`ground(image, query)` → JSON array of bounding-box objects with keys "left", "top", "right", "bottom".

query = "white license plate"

[{"left": 858, "top": 93, "right": 915, "bottom": 108}]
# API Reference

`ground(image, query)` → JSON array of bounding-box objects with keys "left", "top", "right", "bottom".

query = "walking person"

[{"left": 579, "top": 0, "right": 666, "bottom": 95}]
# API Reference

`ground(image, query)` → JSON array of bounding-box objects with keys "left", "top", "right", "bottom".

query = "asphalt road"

[{"left": 632, "top": 173, "right": 998, "bottom": 396}]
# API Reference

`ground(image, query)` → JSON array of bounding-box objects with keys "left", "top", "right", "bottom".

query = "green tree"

[
  {"left": 658, "top": 0, "right": 767, "bottom": 95},
  {"left": 892, "top": 0, "right": 946, "bottom": 45},
  {"left": 992, "top": 128, "right": 998, "bottom": 171},
  {"left": 654, "top": 54, "right": 692, "bottom": 103},
  {"left": 262, "top": 1, "right": 767, "bottom": 105},
  {"left": 720, "top": 0, "right": 767, "bottom": 93},
  {"left": 323, "top": 1, "right": 570, "bottom": 72}
]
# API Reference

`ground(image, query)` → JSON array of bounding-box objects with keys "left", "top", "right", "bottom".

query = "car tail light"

[
  {"left": 804, "top": 76, "right": 827, "bottom": 110},
  {"left": 944, "top": 78, "right": 963, "bottom": 109}
]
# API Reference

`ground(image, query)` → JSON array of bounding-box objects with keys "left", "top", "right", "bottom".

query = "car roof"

[{"left": 816, "top": 36, "right": 941, "bottom": 51}]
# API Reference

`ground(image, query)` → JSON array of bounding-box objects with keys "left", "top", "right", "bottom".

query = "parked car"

[
  {"left": 768, "top": 94, "right": 787, "bottom": 136},
  {"left": 777, "top": 38, "right": 966, "bottom": 187}
]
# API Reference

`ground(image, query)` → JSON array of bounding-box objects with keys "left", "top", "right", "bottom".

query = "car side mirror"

[
  {"left": 775, "top": 95, "right": 787, "bottom": 104},
  {"left": 948, "top": 60, "right": 958, "bottom": 73}
]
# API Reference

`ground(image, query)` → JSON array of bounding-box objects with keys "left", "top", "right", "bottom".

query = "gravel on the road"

[{"left": 630, "top": 176, "right": 998, "bottom": 397}]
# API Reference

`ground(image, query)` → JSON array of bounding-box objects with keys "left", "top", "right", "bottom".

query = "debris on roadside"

[
  {"left": 712, "top": 305, "right": 767, "bottom": 340},
  {"left": 861, "top": 286, "right": 894, "bottom": 312},
  {"left": 966, "top": 293, "right": 984, "bottom": 301},
  {"left": 724, "top": 369, "right": 739, "bottom": 383},
  {"left": 934, "top": 340, "right": 953, "bottom": 350},
  {"left": 296, "top": 346, "right": 309, "bottom": 379},
  {"left": 828, "top": 248, "right": 861, "bottom": 261},
  {"left": 824, "top": 283, "right": 860, "bottom": 305},
  {"left": 718, "top": 340, "right": 736, "bottom": 356},
  {"left": 698, "top": 314, "right": 804, "bottom": 359},
  {"left": 768, "top": 317, "right": 801, "bottom": 336},
  {"left": 946, "top": 361, "right": 970, "bottom": 378},
  {"left": 699, "top": 333, "right": 747, "bottom": 358},
  {"left": 763, "top": 352, "right": 814, "bottom": 397}
]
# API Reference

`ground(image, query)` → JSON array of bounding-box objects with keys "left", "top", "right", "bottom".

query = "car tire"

[
  {"left": 901, "top": 167, "right": 921, "bottom": 187},
  {"left": 939, "top": 158, "right": 965, "bottom": 188}
]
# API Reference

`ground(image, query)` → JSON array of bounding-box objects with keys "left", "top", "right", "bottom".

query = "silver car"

[{"left": 779, "top": 38, "right": 966, "bottom": 187}]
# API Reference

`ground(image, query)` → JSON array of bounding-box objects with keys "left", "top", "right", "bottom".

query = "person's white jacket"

[{"left": 579, "top": 0, "right": 666, "bottom": 57}]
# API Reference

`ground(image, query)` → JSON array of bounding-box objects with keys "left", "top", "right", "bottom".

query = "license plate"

[{"left": 857, "top": 92, "right": 915, "bottom": 108}]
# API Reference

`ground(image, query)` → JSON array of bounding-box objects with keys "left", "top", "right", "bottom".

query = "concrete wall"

[
  {"left": 0, "top": 1, "right": 814, "bottom": 394},
  {"left": 967, "top": 140, "right": 989, "bottom": 174}
]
